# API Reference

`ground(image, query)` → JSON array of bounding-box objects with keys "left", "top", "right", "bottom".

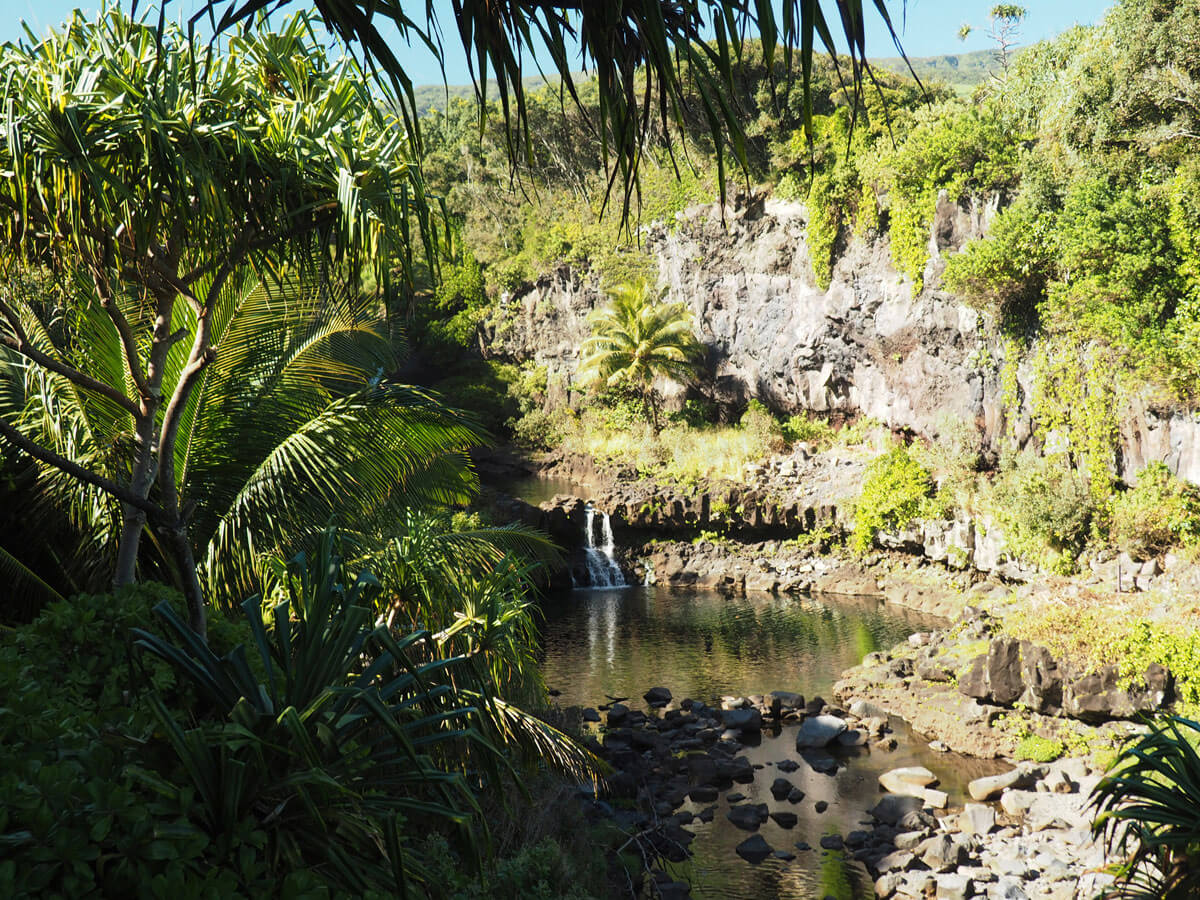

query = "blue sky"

[{"left": 4, "top": 0, "right": 1115, "bottom": 86}]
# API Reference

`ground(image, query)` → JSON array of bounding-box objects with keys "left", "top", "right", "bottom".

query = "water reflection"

[
  {"left": 538, "top": 586, "right": 938, "bottom": 706},
  {"left": 536, "top": 586, "right": 1006, "bottom": 900}
]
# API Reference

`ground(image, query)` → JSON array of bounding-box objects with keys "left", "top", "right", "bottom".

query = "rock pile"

[
  {"left": 861, "top": 758, "right": 1114, "bottom": 899},
  {"left": 582, "top": 686, "right": 897, "bottom": 894}
]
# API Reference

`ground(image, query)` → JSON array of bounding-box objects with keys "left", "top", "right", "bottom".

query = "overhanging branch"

[
  {"left": 0, "top": 297, "right": 140, "bottom": 416},
  {"left": 0, "top": 419, "right": 159, "bottom": 517}
]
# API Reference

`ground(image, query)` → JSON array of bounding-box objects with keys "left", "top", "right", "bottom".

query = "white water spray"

[{"left": 578, "top": 505, "right": 626, "bottom": 588}]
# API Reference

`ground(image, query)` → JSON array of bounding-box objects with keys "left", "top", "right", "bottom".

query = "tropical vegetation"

[
  {"left": 6, "top": 0, "right": 1200, "bottom": 895},
  {"left": 578, "top": 280, "right": 703, "bottom": 433}
]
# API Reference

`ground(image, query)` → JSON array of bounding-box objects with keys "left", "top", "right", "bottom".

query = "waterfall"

[{"left": 578, "top": 504, "right": 627, "bottom": 589}]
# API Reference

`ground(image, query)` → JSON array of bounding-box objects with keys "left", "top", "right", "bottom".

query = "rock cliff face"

[
  {"left": 487, "top": 192, "right": 1200, "bottom": 483},
  {"left": 651, "top": 196, "right": 1009, "bottom": 450}
]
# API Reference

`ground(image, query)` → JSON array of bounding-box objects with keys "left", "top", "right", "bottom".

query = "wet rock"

[
  {"left": 814, "top": 800, "right": 829, "bottom": 814},
  {"left": 776, "top": 759, "right": 801, "bottom": 773},
  {"left": 770, "top": 777, "right": 794, "bottom": 800},
  {"left": 644, "top": 686, "right": 673, "bottom": 707},
  {"left": 819, "top": 834, "right": 845, "bottom": 851},
  {"left": 727, "top": 803, "right": 769, "bottom": 831},
  {"left": 837, "top": 728, "right": 867, "bottom": 746},
  {"left": 787, "top": 787, "right": 806, "bottom": 803},
  {"left": 796, "top": 714, "right": 847, "bottom": 748},
  {"left": 688, "top": 785, "right": 718, "bottom": 803},
  {"left": 878, "top": 766, "right": 937, "bottom": 794},
  {"left": 582, "top": 707, "right": 600, "bottom": 722},
  {"left": 770, "top": 691, "right": 805, "bottom": 715},
  {"left": 721, "top": 707, "right": 763, "bottom": 732},
  {"left": 735, "top": 834, "right": 773, "bottom": 864},
  {"left": 805, "top": 696, "right": 827, "bottom": 716},
  {"left": 850, "top": 699, "right": 889, "bottom": 720},
  {"left": 607, "top": 703, "right": 630, "bottom": 725},
  {"left": 773, "top": 849, "right": 796, "bottom": 861},
  {"left": 804, "top": 753, "right": 839, "bottom": 775},
  {"left": 770, "top": 811, "right": 799, "bottom": 829},
  {"left": 869, "top": 794, "right": 923, "bottom": 825}
]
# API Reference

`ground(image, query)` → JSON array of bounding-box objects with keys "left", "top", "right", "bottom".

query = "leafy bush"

[
  {"left": 739, "top": 399, "right": 787, "bottom": 454},
  {"left": 0, "top": 586, "right": 263, "bottom": 899},
  {"left": 851, "top": 445, "right": 933, "bottom": 553},
  {"left": 1015, "top": 734, "right": 1064, "bottom": 763},
  {"left": 1009, "top": 594, "right": 1200, "bottom": 713},
  {"left": 781, "top": 411, "right": 835, "bottom": 447},
  {"left": 1110, "top": 462, "right": 1200, "bottom": 558},
  {"left": 511, "top": 407, "right": 576, "bottom": 451},
  {"left": 987, "top": 451, "right": 1094, "bottom": 571}
]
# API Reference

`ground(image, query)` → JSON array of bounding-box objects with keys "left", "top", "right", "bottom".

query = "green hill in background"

[
  {"left": 412, "top": 48, "right": 1003, "bottom": 111},
  {"left": 872, "top": 48, "right": 1001, "bottom": 93}
]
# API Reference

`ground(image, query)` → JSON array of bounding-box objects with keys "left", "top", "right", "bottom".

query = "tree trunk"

[
  {"left": 645, "top": 387, "right": 662, "bottom": 436},
  {"left": 166, "top": 519, "right": 207, "bottom": 640},
  {"left": 113, "top": 409, "right": 159, "bottom": 588}
]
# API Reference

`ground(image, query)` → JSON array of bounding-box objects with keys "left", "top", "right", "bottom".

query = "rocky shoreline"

[{"left": 579, "top": 677, "right": 1117, "bottom": 900}]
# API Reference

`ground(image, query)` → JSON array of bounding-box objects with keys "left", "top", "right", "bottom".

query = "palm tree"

[
  {"left": 0, "top": 10, "right": 443, "bottom": 634},
  {"left": 185, "top": 1, "right": 918, "bottom": 221},
  {"left": 0, "top": 268, "right": 485, "bottom": 616},
  {"left": 578, "top": 280, "right": 703, "bottom": 433}
]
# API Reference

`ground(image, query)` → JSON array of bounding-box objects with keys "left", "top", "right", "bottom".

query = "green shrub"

[
  {"left": 1110, "top": 462, "right": 1200, "bottom": 557},
  {"left": 852, "top": 445, "right": 933, "bottom": 553},
  {"left": 739, "top": 399, "right": 786, "bottom": 454},
  {"left": 0, "top": 586, "right": 266, "bottom": 899},
  {"left": 781, "top": 411, "right": 835, "bottom": 446},
  {"left": 511, "top": 407, "right": 575, "bottom": 451},
  {"left": 1015, "top": 734, "right": 1064, "bottom": 763},
  {"left": 988, "top": 451, "right": 1094, "bottom": 571}
]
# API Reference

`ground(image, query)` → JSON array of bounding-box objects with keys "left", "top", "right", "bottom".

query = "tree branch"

[
  {"left": 0, "top": 297, "right": 141, "bottom": 416},
  {"left": 90, "top": 268, "right": 152, "bottom": 399},
  {"left": 0, "top": 419, "right": 159, "bottom": 516}
]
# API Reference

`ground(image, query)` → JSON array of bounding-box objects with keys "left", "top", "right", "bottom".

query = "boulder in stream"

[
  {"left": 735, "top": 834, "right": 773, "bottom": 864},
  {"left": 795, "top": 714, "right": 847, "bottom": 748}
]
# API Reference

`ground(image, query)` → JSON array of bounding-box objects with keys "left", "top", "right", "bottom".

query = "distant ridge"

[
  {"left": 872, "top": 48, "right": 1003, "bottom": 94},
  {"left": 412, "top": 47, "right": 1006, "bottom": 112}
]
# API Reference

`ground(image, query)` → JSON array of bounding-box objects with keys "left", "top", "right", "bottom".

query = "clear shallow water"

[{"left": 536, "top": 586, "right": 1007, "bottom": 899}]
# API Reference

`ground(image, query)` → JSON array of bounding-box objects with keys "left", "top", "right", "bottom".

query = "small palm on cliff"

[{"left": 579, "top": 280, "right": 703, "bottom": 432}]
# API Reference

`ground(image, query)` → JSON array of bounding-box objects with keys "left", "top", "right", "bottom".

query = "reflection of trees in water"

[
  {"left": 818, "top": 848, "right": 867, "bottom": 899},
  {"left": 535, "top": 588, "right": 940, "bottom": 704}
]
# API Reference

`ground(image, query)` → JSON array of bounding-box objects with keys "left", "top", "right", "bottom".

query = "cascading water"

[{"left": 578, "top": 504, "right": 627, "bottom": 588}]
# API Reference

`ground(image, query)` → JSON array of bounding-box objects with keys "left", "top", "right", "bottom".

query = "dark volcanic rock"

[
  {"left": 770, "top": 811, "right": 799, "bottom": 828},
  {"left": 736, "top": 834, "right": 773, "bottom": 864},
  {"left": 644, "top": 686, "right": 673, "bottom": 706},
  {"left": 721, "top": 707, "right": 764, "bottom": 732},
  {"left": 958, "top": 638, "right": 1023, "bottom": 705},
  {"left": 727, "top": 803, "right": 770, "bottom": 831}
]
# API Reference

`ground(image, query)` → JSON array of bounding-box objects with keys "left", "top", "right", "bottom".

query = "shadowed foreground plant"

[
  {"left": 1090, "top": 715, "right": 1200, "bottom": 899},
  {"left": 133, "top": 531, "right": 603, "bottom": 896}
]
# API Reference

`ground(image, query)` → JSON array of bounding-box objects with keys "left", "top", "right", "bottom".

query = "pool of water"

[{"left": 536, "top": 585, "right": 1006, "bottom": 899}]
